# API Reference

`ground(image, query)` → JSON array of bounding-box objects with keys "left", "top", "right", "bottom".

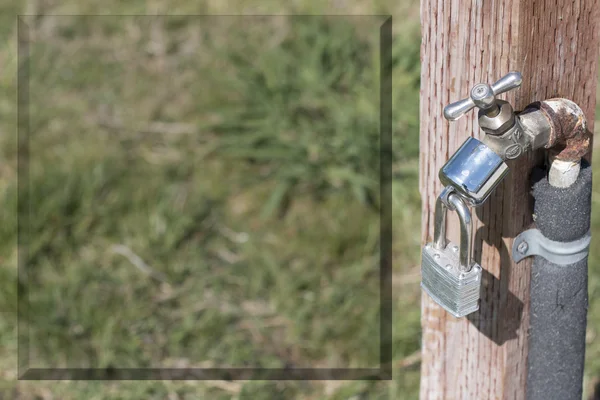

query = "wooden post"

[{"left": 419, "top": 1, "right": 600, "bottom": 399}]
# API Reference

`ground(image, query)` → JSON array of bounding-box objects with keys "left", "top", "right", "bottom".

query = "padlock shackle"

[
  {"left": 433, "top": 195, "right": 448, "bottom": 250},
  {"left": 433, "top": 191, "right": 473, "bottom": 272}
]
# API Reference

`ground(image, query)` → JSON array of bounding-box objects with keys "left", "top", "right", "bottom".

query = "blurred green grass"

[
  {"left": 1, "top": 0, "right": 598, "bottom": 399},
  {"left": 0, "top": 1, "right": 422, "bottom": 399}
]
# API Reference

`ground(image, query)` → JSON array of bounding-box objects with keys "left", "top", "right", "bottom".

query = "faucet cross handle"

[{"left": 443, "top": 71, "right": 523, "bottom": 121}]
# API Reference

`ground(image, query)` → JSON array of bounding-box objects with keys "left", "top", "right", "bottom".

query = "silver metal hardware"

[
  {"left": 439, "top": 73, "right": 525, "bottom": 206},
  {"left": 443, "top": 71, "right": 548, "bottom": 164},
  {"left": 512, "top": 229, "right": 591, "bottom": 265},
  {"left": 439, "top": 137, "right": 509, "bottom": 206},
  {"left": 421, "top": 189, "right": 482, "bottom": 318},
  {"left": 443, "top": 71, "right": 523, "bottom": 122},
  {"left": 443, "top": 71, "right": 583, "bottom": 166},
  {"left": 426, "top": 70, "right": 591, "bottom": 319}
]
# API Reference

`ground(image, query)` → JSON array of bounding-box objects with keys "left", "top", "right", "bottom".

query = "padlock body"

[
  {"left": 421, "top": 241, "right": 482, "bottom": 318},
  {"left": 439, "top": 137, "right": 508, "bottom": 206}
]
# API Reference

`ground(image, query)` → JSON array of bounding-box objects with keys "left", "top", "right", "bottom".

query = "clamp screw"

[{"left": 517, "top": 241, "right": 529, "bottom": 255}]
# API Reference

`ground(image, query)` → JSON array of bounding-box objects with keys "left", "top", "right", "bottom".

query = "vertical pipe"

[{"left": 526, "top": 161, "right": 591, "bottom": 400}]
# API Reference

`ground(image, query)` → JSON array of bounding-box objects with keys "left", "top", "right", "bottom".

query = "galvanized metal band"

[{"left": 512, "top": 229, "right": 591, "bottom": 265}]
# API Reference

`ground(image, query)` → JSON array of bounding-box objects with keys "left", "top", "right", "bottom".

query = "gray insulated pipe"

[{"left": 525, "top": 160, "right": 592, "bottom": 400}]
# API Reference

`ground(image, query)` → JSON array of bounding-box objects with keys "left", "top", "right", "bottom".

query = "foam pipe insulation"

[{"left": 526, "top": 161, "right": 592, "bottom": 400}]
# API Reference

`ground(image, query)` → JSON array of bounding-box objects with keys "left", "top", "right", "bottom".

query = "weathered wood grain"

[{"left": 419, "top": 1, "right": 600, "bottom": 398}]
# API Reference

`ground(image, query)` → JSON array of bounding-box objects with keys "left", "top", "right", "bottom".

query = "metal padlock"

[
  {"left": 439, "top": 137, "right": 508, "bottom": 207},
  {"left": 421, "top": 187, "right": 482, "bottom": 318}
]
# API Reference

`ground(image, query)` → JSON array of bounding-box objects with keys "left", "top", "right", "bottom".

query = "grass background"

[{"left": 0, "top": 0, "right": 597, "bottom": 399}]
